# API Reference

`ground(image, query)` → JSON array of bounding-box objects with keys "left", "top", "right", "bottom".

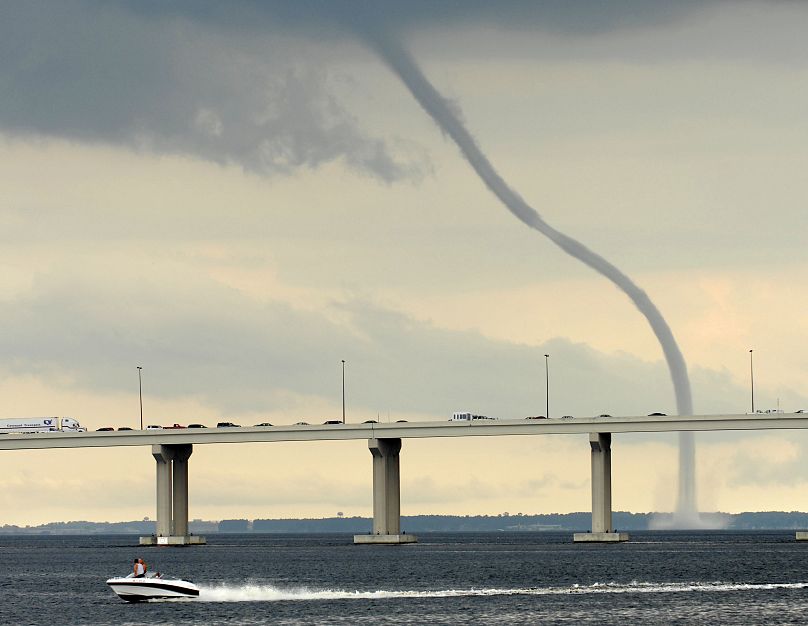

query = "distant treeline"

[{"left": 6, "top": 512, "right": 808, "bottom": 534}]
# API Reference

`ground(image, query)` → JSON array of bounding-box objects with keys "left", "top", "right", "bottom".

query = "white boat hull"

[{"left": 106, "top": 576, "right": 200, "bottom": 602}]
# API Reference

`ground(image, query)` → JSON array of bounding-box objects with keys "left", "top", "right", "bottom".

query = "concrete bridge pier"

[
  {"left": 354, "top": 438, "right": 417, "bottom": 545},
  {"left": 140, "top": 444, "right": 206, "bottom": 546},
  {"left": 574, "top": 433, "right": 629, "bottom": 543}
]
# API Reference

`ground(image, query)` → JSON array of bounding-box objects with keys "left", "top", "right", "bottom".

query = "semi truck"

[
  {"left": 0, "top": 417, "right": 86, "bottom": 434},
  {"left": 450, "top": 412, "right": 498, "bottom": 421}
]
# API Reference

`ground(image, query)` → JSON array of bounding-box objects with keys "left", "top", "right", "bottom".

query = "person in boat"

[{"left": 133, "top": 558, "right": 146, "bottom": 578}]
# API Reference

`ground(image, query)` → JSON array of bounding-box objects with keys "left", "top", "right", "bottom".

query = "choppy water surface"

[{"left": 2, "top": 531, "right": 808, "bottom": 624}]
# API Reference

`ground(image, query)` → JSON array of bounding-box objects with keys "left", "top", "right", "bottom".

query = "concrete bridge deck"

[{"left": 0, "top": 413, "right": 806, "bottom": 451}]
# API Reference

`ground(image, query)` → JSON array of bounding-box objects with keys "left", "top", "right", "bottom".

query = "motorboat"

[{"left": 106, "top": 572, "right": 200, "bottom": 602}]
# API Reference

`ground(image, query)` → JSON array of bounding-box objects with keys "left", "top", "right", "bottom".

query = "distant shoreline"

[{"left": 4, "top": 511, "right": 808, "bottom": 534}]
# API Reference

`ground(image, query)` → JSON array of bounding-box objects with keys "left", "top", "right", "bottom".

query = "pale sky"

[{"left": 1, "top": 1, "right": 807, "bottom": 525}]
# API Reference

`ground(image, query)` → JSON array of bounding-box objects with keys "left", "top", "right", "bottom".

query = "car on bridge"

[
  {"left": 293, "top": 421, "right": 310, "bottom": 426},
  {"left": 254, "top": 422, "right": 273, "bottom": 427},
  {"left": 96, "top": 427, "right": 114, "bottom": 431},
  {"left": 146, "top": 425, "right": 162, "bottom": 430},
  {"left": 525, "top": 416, "right": 547, "bottom": 420},
  {"left": 216, "top": 422, "right": 240, "bottom": 428},
  {"left": 187, "top": 423, "right": 207, "bottom": 428},
  {"left": 323, "top": 420, "right": 342, "bottom": 425},
  {"left": 648, "top": 412, "right": 667, "bottom": 416}
]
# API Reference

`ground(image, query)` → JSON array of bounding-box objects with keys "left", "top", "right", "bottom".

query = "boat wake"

[{"left": 197, "top": 580, "right": 808, "bottom": 602}]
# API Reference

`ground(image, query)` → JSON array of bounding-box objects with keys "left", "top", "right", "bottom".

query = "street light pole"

[
  {"left": 544, "top": 354, "right": 550, "bottom": 418},
  {"left": 341, "top": 360, "right": 346, "bottom": 424},
  {"left": 749, "top": 349, "right": 755, "bottom": 413},
  {"left": 137, "top": 366, "right": 143, "bottom": 430}
]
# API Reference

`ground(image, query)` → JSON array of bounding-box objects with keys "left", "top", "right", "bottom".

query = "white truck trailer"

[
  {"left": 450, "top": 412, "right": 497, "bottom": 421},
  {"left": 0, "top": 417, "right": 86, "bottom": 434}
]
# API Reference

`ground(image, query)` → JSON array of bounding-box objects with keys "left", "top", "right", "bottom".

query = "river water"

[{"left": 2, "top": 531, "right": 808, "bottom": 624}]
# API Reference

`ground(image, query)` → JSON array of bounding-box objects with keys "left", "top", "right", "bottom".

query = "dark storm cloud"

[
  {"left": 0, "top": 1, "right": 421, "bottom": 181},
  {"left": 0, "top": 0, "right": 717, "bottom": 180},
  {"left": 113, "top": 0, "right": 711, "bottom": 37}
]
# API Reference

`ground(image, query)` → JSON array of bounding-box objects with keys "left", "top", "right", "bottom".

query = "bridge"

[{"left": 3, "top": 413, "right": 807, "bottom": 545}]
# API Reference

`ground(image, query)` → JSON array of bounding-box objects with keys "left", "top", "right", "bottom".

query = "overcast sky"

[{"left": 1, "top": 1, "right": 807, "bottom": 525}]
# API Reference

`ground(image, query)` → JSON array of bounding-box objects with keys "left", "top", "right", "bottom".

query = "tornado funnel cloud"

[{"left": 365, "top": 32, "right": 697, "bottom": 524}]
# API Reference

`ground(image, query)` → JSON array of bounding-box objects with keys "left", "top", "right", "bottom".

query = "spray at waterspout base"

[
  {"left": 650, "top": 432, "right": 726, "bottom": 529},
  {"left": 674, "top": 431, "right": 699, "bottom": 526}
]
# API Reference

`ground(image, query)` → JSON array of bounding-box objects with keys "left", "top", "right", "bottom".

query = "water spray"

[{"left": 197, "top": 580, "right": 808, "bottom": 602}]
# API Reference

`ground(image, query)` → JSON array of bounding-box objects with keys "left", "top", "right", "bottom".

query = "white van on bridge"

[{"left": 451, "top": 411, "right": 497, "bottom": 421}]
